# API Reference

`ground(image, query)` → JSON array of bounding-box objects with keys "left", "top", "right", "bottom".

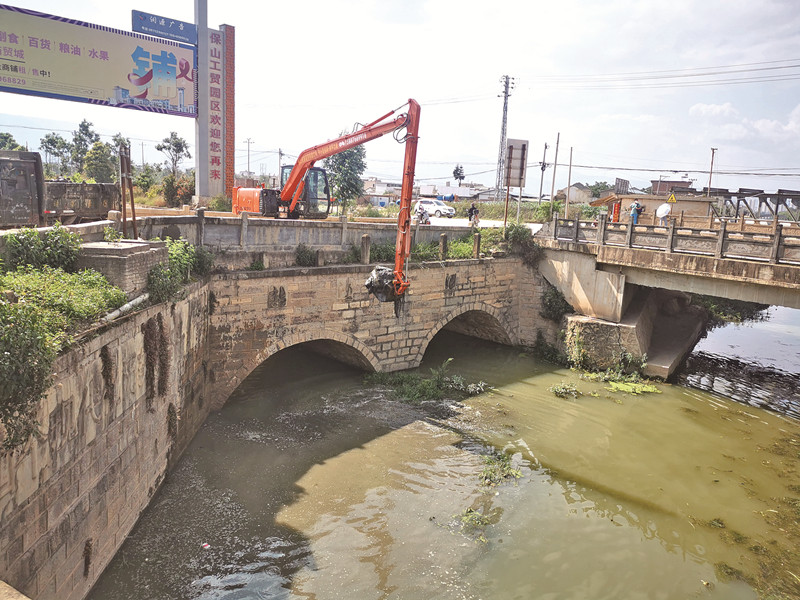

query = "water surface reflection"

[{"left": 88, "top": 333, "right": 800, "bottom": 599}]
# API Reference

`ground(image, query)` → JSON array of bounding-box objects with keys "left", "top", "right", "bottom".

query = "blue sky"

[{"left": 2, "top": 0, "right": 799, "bottom": 195}]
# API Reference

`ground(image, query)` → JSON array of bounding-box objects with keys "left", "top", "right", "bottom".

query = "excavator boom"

[{"left": 283, "top": 102, "right": 417, "bottom": 217}]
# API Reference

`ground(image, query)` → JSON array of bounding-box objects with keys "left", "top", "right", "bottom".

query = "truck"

[
  {"left": 0, "top": 150, "right": 121, "bottom": 228},
  {"left": 233, "top": 99, "right": 421, "bottom": 303}
]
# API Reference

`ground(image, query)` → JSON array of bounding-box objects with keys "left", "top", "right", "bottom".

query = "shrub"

[
  {"left": 295, "top": 243, "right": 317, "bottom": 267},
  {"left": 209, "top": 194, "right": 232, "bottom": 212},
  {"left": 147, "top": 263, "right": 182, "bottom": 304},
  {"left": 147, "top": 238, "right": 214, "bottom": 303},
  {"left": 4, "top": 223, "right": 82, "bottom": 272},
  {"left": 411, "top": 241, "right": 439, "bottom": 262},
  {"left": 0, "top": 267, "right": 127, "bottom": 451},
  {"left": 2, "top": 267, "right": 127, "bottom": 333},
  {"left": 540, "top": 282, "right": 574, "bottom": 322},
  {"left": 370, "top": 241, "right": 395, "bottom": 263},
  {"left": 447, "top": 235, "right": 474, "bottom": 259},
  {"left": 104, "top": 226, "right": 123, "bottom": 243},
  {"left": 162, "top": 174, "right": 179, "bottom": 207},
  {"left": 0, "top": 300, "right": 57, "bottom": 452},
  {"left": 504, "top": 223, "right": 544, "bottom": 267},
  {"left": 175, "top": 174, "right": 195, "bottom": 206}
]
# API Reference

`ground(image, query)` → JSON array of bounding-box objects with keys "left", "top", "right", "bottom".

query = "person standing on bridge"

[{"left": 630, "top": 200, "right": 642, "bottom": 225}]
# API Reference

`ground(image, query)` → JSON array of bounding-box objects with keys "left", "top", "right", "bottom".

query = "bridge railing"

[{"left": 551, "top": 214, "right": 800, "bottom": 265}]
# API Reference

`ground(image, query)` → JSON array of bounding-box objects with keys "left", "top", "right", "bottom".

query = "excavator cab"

[{"left": 279, "top": 165, "right": 331, "bottom": 219}]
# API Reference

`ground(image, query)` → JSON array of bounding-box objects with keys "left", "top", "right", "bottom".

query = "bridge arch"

[
  {"left": 409, "top": 301, "right": 516, "bottom": 367},
  {"left": 217, "top": 329, "right": 381, "bottom": 409}
]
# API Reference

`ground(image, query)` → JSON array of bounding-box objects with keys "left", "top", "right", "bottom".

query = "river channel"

[{"left": 88, "top": 313, "right": 800, "bottom": 600}]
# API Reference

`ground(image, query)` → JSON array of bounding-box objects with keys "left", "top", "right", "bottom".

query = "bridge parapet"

[{"left": 549, "top": 214, "right": 800, "bottom": 266}]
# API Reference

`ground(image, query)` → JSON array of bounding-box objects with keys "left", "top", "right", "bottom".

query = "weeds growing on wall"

[
  {"left": 0, "top": 266, "right": 126, "bottom": 452},
  {"left": 3, "top": 223, "right": 82, "bottom": 272},
  {"left": 295, "top": 243, "right": 317, "bottom": 267},
  {"left": 540, "top": 281, "right": 574, "bottom": 323},
  {"left": 147, "top": 238, "right": 215, "bottom": 304},
  {"left": 504, "top": 223, "right": 544, "bottom": 267}
]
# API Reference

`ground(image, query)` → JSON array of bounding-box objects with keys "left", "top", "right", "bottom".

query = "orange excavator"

[{"left": 233, "top": 99, "right": 421, "bottom": 303}]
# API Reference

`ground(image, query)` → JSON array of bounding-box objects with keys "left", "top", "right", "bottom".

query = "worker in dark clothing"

[{"left": 468, "top": 203, "right": 478, "bottom": 224}]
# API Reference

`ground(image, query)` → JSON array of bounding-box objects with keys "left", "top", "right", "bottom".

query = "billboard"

[{"left": 0, "top": 4, "right": 196, "bottom": 117}]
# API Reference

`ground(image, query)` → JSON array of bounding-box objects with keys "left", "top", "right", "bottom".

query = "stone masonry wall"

[
  {"left": 0, "top": 284, "right": 212, "bottom": 600},
  {"left": 207, "top": 257, "right": 554, "bottom": 409},
  {"left": 0, "top": 256, "right": 555, "bottom": 600}
]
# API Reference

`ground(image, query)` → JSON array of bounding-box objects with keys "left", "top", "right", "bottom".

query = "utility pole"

[
  {"left": 549, "top": 132, "right": 560, "bottom": 206},
  {"left": 244, "top": 138, "right": 254, "bottom": 176},
  {"left": 565, "top": 147, "right": 573, "bottom": 218},
  {"left": 495, "top": 75, "right": 515, "bottom": 201},
  {"left": 141, "top": 142, "right": 145, "bottom": 166},
  {"left": 538, "top": 142, "right": 548, "bottom": 203},
  {"left": 707, "top": 147, "right": 717, "bottom": 197},
  {"left": 278, "top": 148, "right": 283, "bottom": 174}
]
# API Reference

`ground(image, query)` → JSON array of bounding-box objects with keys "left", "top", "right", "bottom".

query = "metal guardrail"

[{"left": 551, "top": 214, "right": 800, "bottom": 265}]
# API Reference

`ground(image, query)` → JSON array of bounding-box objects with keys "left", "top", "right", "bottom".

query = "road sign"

[
  {"left": 667, "top": 193, "right": 677, "bottom": 203},
  {"left": 132, "top": 10, "right": 197, "bottom": 45},
  {"left": 505, "top": 139, "right": 528, "bottom": 188}
]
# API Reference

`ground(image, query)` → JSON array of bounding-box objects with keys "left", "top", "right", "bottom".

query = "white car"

[{"left": 414, "top": 199, "right": 455, "bottom": 218}]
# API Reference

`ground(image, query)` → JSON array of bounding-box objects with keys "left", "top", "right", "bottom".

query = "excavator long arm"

[
  {"left": 282, "top": 101, "right": 419, "bottom": 216},
  {"left": 390, "top": 99, "right": 420, "bottom": 298}
]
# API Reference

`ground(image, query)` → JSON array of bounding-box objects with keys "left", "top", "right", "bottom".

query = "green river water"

[{"left": 87, "top": 329, "right": 800, "bottom": 600}]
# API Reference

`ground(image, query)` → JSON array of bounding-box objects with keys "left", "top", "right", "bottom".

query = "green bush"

[
  {"left": 147, "top": 263, "right": 182, "bottom": 304},
  {"left": 0, "top": 300, "right": 57, "bottom": 452},
  {"left": 370, "top": 241, "right": 396, "bottom": 263},
  {"left": 540, "top": 282, "right": 574, "bottom": 322},
  {"left": 2, "top": 267, "right": 127, "bottom": 332},
  {"left": 162, "top": 174, "right": 179, "bottom": 207},
  {"left": 147, "top": 238, "right": 214, "bottom": 303},
  {"left": 209, "top": 195, "right": 232, "bottom": 212},
  {"left": 4, "top": 223, "right": 82, "bottom": 272},
  {"left": 411, "top": 241, "right": 439, "bottom": 262},
  {"left": 0, "top": 266, "right": 128, "bottom": 451},
  {"left": 103, "top": 226, "right": 123, "bottom": 243},
  {"left": 447, "top": 235, "right": 475, "bottom": 259},
  {"left": 295, "top": 243, "right": 317, "bottom": 267}
]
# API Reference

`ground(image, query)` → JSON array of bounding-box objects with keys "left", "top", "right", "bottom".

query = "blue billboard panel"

[{"left": 132, "top": 10, "right": 197, "bottom": 45}]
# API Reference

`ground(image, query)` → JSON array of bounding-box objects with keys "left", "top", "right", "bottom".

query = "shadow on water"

[
  {"left": 88, "top": 339, "right": 484, "bottom": 600},
  {"left": 676, "top": 306, "right": 800, "bottom": 420}
]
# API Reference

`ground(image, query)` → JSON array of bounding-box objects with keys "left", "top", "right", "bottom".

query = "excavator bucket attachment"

[{"left": 365, "top": 266, "right": 400, "bottom": 303}]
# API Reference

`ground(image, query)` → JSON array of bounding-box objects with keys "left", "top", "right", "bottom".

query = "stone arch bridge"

[{"left": 207, "top": 258, "right": 545, "bottom": 409}]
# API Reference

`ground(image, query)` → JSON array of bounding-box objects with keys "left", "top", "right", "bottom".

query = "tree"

[
  {"left": 0, "top": 132, "right": 24, "bottom": 151},
  {"left": 71, "top": 120, "right": 100, "bottom": 172},
  {"left": 587, "top": 181, "right": 613, "bottom": 198},
  {"left": 134, "top": 163, "right": 158, "bottom": 193},
  {"left": 453, "top": 164, "right": 465, "bottom": 187},
  {"left": 39, "top": 132, "right": 71, "bottom": 175},
  {"left": 84, "top": 141, "right": 116, "bottom": 182},
  {"left": 323, "top": 135, "right": 366, "bottom": 212},
  {"left": 111, "top": 132, "right": 131, "bottom": 164},
  {"left": 157, "top": 132, "right": 191, "bottom": 178}
]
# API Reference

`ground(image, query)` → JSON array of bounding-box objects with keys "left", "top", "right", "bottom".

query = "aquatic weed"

[
  {"left": 479, "top": 453, "right": 522, "bottom": 486},
  {"left": 548, "top": 382, "right": 582, "bottom": 399}
]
